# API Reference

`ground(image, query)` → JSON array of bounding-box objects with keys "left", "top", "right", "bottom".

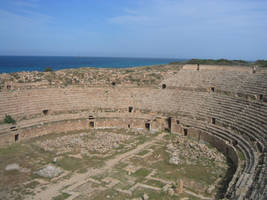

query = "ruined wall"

[
  {"left": 0, "top": 88, "right": 178, "bottom": 119},
  {"left": 0, "top": 119, "right": 88, "bottom": 146},
  {"left": 0, "top": 115, "right": 169, "bottom": 146},
  {"left": 183, "top": 64, "right": 252, "bottom": 72}
]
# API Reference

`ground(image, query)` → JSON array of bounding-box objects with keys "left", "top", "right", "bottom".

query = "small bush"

[
  {"left": 44, "top": 67, "right": 53, "bottom": 72},
  {"left": 255, "top": 60, "right": 267, "bottom": 67},
  {"left": 4, "top": 114, "right": 16, "bottom": 124},
  {"left": 169, "top": 59, "right": 252, "bottom": 66}
]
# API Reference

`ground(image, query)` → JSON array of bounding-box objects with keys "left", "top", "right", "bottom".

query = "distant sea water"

[{"left": 0, "top": 56, "right": 185, "bottom": 74}]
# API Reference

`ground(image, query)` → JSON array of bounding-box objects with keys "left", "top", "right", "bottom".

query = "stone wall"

[{"left": 0, "top": 115, "right": 170, "bottom": 146}]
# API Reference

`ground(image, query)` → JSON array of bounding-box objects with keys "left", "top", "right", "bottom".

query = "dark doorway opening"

[
  {"left": 232, "top": 140, "right": 238, "bottom": 146},
  {"left": 15, "top": 134, "right": 19, "bottom": 142},
  {"left": 89, "top": 121, "right": 94, "bottom": 128},
  {"left": 162, "top": 84, "right": 166, "bottom": 89},
  {"left": 43, "top": 109, "right": 49, "bottom": 115},
  {"left": 259, "top": 94, "right": 263, "bottom": 100},
  {"left": 129, "top": 106, "right": 133, "bottom": 113},
  {"left": 184, "top": 128, "right": 188, "bottom": 136},
  {"left": 197, "top": 64, "right": 200, "bottom": 71},
  {"left": 128, "top": 124, "right": 131, "bottom": 128},
  {"left": 112, "top": 82, "right": 116, "bottom": 86},
  {"left": 145, "top": 123, "right": 150, "bottom": 131},
  {"left": 211, "top": 117, "right": 216, "bottom": 124},
  {"left": 176, "top": 120, "right": 180, "bottom": 125},
  {"left": 211, "top": 87, "right": 215, "bottom": 92},
  {"left": 167, "top": 117, "right": 171, "bottom": 132}
]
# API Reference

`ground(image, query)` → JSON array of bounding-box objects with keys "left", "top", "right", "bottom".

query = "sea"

[{"left": 0, "top": 56, "right": 184, "bottom": 74}]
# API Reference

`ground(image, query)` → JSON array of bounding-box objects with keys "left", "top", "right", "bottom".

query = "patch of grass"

[
  {"left": 151, "top": 148, "right": 218, "bottom": 186},
  {"left": 237, "top": 150, "right": 245, "bottom": 161},
  {"left": 143, "top": 179, "right": 165, "bottom": 188},
  {"left": 77, "top": 168, "right": 88, "bottom": 174},
  {"left": 137, "top": 149, "right": 150, "bottom": 156},
  {"left": 91, "top": 172, "right": 109, "bottom": 182},
  {"left": 24, "top": 181, "right": 39, "bottom": 189},
  {"left": 181, "top": 164, "right": 217, "bottom": 185},
  {"left": 114, "top": 162, "right": 128, "bottom": 170},
  {"left": 56, "top": 156, "right": 83, "bottom": 171},
  {"left": 0, "top": 143, "right": 26, "bottom": 156},
  {"left": 133, "top": 168, "right": 151, "bottom": 179},
  {"left": 41, "top": 186, "right": 47, "bottom": 190},
  {"left": 52, "top": 192, "right": 71, "bottom": 200},
  {"left": 91, "top": 189, "right": 129, "bottom": 200},
  {"left": 132, "top": 187, "right": 199, "bottom": 200}
]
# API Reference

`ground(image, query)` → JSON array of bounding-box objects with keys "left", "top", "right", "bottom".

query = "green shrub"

[
  {"left": 4, "top": 114, "right": 16, "bottom": 124},
  {"left": 169, "top": 59, "right": 251, "bottom": 66},
  {"left": 44, "top": 67, "right": 53, "bottom": 72},
  {"left": 186, "top": 59, "right": 250, "bottom": 66},
  {"left": 255, "top": 60, "right": 267, "bottom": 67}
]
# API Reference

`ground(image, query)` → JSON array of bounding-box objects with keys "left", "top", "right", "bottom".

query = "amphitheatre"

[{"left": 0, "top": 59, "right": 266, "bottom": 200}]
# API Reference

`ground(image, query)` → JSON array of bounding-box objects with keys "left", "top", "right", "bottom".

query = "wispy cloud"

[
  {"left": 20, "top": 9, "right": 54, "bottom": 24},
  {"left": 0, "top": 9, "right": 32, "bottom": 24},
  {"left": 108, "top": 0, "right": 267, "bottom": 30},
  {"left": 0, "top": 8, "right": 54, "bottom": 34},
  {"left": 109, "top": 15, "right": 151, "bottom": 25},
  {"left": 12, "top": 0, "right": 39, "bottom": 8},
  {"left": 0, "top": 0, "right": 53, "bottom": 26},
  {"left": 123, "top": 8, "right": 139, "bottom": 15},
  {"left": 0, "top": 0, "right": 266, "bottom": 59}
]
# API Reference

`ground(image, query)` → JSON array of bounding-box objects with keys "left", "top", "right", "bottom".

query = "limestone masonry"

[{"left": 0, "top": 64, "right": 266, "bottom": 199}]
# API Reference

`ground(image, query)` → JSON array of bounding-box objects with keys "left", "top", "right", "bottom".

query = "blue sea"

[{"left": 0, "top": 56, "right": 184, "bottom": 74}]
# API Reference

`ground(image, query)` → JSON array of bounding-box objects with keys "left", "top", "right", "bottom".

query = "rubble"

[
  {"left": 36, "top": 132, "right": 132, "bottom": 155},
  {"left": 166, "top": 136, "right": 225, "bottom": 166},
  {"left": 142, "top": 193, "right": 149, "bottom": 200},
  {"left": 35, "top": 165, "right": 63, "bottom": 178}
]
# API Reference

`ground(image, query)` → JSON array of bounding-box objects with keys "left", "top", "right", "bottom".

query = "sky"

[{"left": 0, "top": 0, "right": 266, "bottom": 60}]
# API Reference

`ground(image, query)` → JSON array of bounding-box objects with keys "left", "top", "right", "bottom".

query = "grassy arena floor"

[{"left": 0, "top": 129, "right": 229, "bottom": 200}]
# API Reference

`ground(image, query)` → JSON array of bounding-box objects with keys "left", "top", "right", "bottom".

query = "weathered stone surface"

[
  {"left": 166, "top": 136, "right": 225, "bottom": 166},
  {"left": 36, "top": 132, "right": 131, "bottom": 155},
  {"left": 35, "top": 165, "right": 63, "bottom": 178},
  {"left": 162, "top": 184, "right": 171, "bottom": 192},
  {"left": 142, "top": 193, "right": 149, "bottom": 200},
  {"left": 167, "top": 188, "right": 174, "bottom": 196},
  {"left": 5, "top": 163, "right": 20, "bottom": 171},
  {"left": 169, "top": 156, "right": 180, "bottom": 165}
]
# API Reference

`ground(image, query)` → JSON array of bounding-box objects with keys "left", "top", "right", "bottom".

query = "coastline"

[{"left": 0, "top": 56, "right": 183, "bottom": 74}]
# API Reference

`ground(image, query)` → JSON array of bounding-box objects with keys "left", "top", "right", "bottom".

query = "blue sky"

[{"left": 0, "top": 0, "right": 266, "bottom": 60}]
